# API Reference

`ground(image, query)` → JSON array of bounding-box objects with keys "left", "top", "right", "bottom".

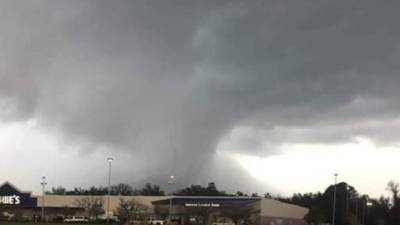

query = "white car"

[
  {"left": 213, "top": 222, "right": 234, "bottom": 225},
  {"left": 96, "top": 213, "right": 119, "bottom": 222},
  {"left": 64, "top": 216, "right": 89, "bottom": 223},
  {"left": 147, "top": 217, "right": 164, "bottom": 225}
]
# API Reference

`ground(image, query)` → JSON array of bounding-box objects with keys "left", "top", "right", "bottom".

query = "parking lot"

[{"left": 0, "top": 223, "right": 104, "bottom": 225}]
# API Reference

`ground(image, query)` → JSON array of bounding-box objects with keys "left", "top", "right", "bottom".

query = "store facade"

[
  {"left": 0, "top": 182, "right": 308, "bottom": 225},
  {"left": 152, "top": 196, "right": 308, "bottom": 225},
  {"left": 0, "top": 182, "right": 84, "bottom": 221}
]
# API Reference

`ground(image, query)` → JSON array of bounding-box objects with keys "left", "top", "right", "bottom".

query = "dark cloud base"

[{"left": 1, "top": 0, "right": 400, "bottom": 191}]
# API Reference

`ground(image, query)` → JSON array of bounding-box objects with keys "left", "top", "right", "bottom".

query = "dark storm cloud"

[{"left": 1, "top": 0, "right": 400, "bottom": 190}]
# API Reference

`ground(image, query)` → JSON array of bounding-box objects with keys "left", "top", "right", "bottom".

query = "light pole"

[
  {"left": 355, "top": 197, "right": 359, "bottom": 225},
  {"left": 365, "top": 200, "right": 373, "bottom": 225},
  {"left": 107, "top": 157, "right": 113, "bottom": 224},
  {"left": 362, "top": 197, "right": 366, "bottom": 225},
  {"left": 346, "top": 184, "right": 349, "bottom": 217},
  {"left": 362, "top": 196, "right": 372, "bottom": 225},
  {"left": 332, "top": 173, "right": 338, "bottom": 225},
  {"left": 347, "top": 193, "right": 359, "bottom": 224},
  {"left": 168, "top": 175, "right": 176, "bottom": 223},
  {"left": 41, "top": 176, "right": 47, "bottom": 222}
]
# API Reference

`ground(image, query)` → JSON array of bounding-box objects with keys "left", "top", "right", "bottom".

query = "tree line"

[
  {"left": 277, "top": 181, "right": 400, "bottom": 225},
  {"left": 48, "top": 182, "right": 236, "bottom": 196},
  {"left": 49, "top": 183, "right": 165, "bottom": 196}
]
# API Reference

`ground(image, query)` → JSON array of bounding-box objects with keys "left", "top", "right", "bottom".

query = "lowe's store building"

[{"left": 0, "top": 181, "right": 308, "bottom": 225}]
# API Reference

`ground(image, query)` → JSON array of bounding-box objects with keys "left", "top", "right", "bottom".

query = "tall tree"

[
  {"left": 321, "top": 182, "right": 358, "bottom": 225},
  {"left": 50, "top": 186, "right": 67, "bottom": 195},
  {"left": 111, "top": 183, "right": 134, "bottom": 195},
  {"left": 305, "top": 206, "right": 326, "bottom": 225},
  {"left": 365, "top": 196, "right": 390, "bottom": 225},
  {"left": 115, "top": 198, "right": 148, "bottom": 223},
  {"left": 176, "top": 183, "right": 229, "bottom": 196},
  {"left": 386, "top": 181, "right": 400, "bottom": 225},
  {"left": 136, "top": 183, "right": 165, "bottom": 196},
  {"left": 74, "top": 196, "right": 105, "bottom": 219},
  {"left": 386, "top": 181, "right": 399, "bottom": 207}
]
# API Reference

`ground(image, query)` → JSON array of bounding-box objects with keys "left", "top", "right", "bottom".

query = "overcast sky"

[{"left": 0, "top": 0, "right": 400, "bottom": 197}]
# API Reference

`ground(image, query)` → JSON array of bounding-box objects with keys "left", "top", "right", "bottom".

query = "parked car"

[
  {"left": 213, "top": 222, "right": 234, "bottom": 225},
  {"left": 0, "top": 212, "right": 14, "bottom": 221},
  {"left": 128, "top": 219, "right": 144, "bottom": 224},
  {"left": 147, "top": 217, "right": 164, "bottom": 225},
  {"left": 96, "top": 213, "right": 119, "bottom": 222},
  {"left": 64, "top": 216, "right": 89, "bottom": 223}
]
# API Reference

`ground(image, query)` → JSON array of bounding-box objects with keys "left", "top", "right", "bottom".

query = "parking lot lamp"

[
  {"left": 107, "top": 157, "right": 113, "bottom": 223},
  {"left": 332, "top": 173, "right": 338, "bottom": 225},
  {"left": 168, "top": 175, "right": 176, "bottom": 223},
  {"left": 41, "top": 176, "right": 47, "bottom": 222}
]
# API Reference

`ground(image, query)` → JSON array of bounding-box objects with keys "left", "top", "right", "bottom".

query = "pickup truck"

[{"left": 64, "top": 216, "right": 89, "bottom": 223}]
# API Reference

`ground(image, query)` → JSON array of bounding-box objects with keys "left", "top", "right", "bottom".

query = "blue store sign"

[{"left": 0, "top": 182, "right": 37, "bottom": 207}]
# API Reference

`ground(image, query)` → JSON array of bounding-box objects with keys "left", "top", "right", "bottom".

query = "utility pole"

[
  {"left": 41, "top": 176, "right": 47, "bottom": 222},
  {"left": 168, "top": 175, "right": 176, "bottom": 223},
  {"left": 332, "top": 173, "right": 338, "bottom": 225},
  {"left": 346, "top": 183, "right": 349, "bottom": 217},
  {"left": 107, "top": 157, "right": 113, "bottom": 224},
  {"left": 362, "top": 197, "right": 368, "bottom": 225}
]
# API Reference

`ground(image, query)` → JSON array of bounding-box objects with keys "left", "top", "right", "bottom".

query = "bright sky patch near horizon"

[{"left": 0, "top": 120, "right": 397, "bottom": 198}]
